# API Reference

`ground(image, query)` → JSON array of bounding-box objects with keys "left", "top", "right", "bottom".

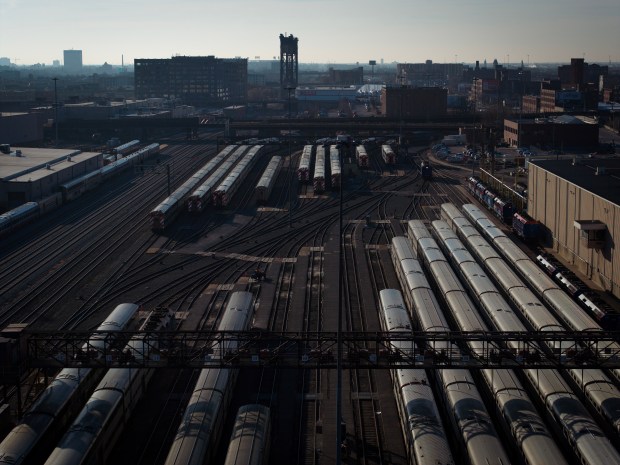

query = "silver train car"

[
  {"left": 297, "top": 145, "right": 313, "bottom": 182},
  {"left": 223, "top": 405, "right": 271, "bottom": 465},
  {"left": 150, "top": 146, "right": 243, "bottom": 229},
  {"left": 255, "top": 156, "right": 283, "bottom": 205},
  {"left": 459, "top": 203, "right": 620, "bottom": 383},
  {"left": 213, "top": 145, "right": 264, "bottom": 207},
  {"left": 164, "top": 291, "right": 254, "bottom": 465},
  {"left": 0, "top": 304, "right": 139, "bottom": 465},
  {"left": 313, "top": 146, "right": 326, "bottom": 194},
  {"left": 43, "top": 309, "right": 172, "bottom": 465},
  {"left": 61, "top": 143, "right": 160, "bottom": 203},
  {"left": 329, "top": 145, "right": 341, "bottom": 189},
  {"left": 378, "top": 289, "right": 455, "bottom": 465},
  {"left": 439, "top": 203, "right": 620, "bottom": 438},
  {"left": 390, "top": 237, "right": 511, "bottom": 465},
  {"left": 382, "top": 144, "right": 396, "bottom": 165},
  {"left": 0, "top": 202, "right": 40, "bottom": 237},
  {"left": 432, "top": 209, "right": 620, "bottom": 465},
  {"left": 186, "top": 145, "right": 239, "bottom": 213},
  {"left": 355, "top": 145, "right": 368, "bottom": 168},
  {"left": 414, "top": 219, "right": 568, "bottom": 465}
]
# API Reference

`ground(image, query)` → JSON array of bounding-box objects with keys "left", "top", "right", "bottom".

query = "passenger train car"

[
  {"left": 439, "top": 204, "right": 620, "bottom": 462},
  {"left": 104, "top": 139, "right": 141, "bottom": 164},
  {"left": 43, "top": 307, "right": 172, "bottom": 465},
  {"left": 355, "top": 145, "right": 368, "bottom": 168},
  {"left": 390, "top": 236, "right": 512, "bottom": 465},
  {"left": 150, "top": 145, "right": 247, "bottom": 229},
  {"left": 297, "top": 145, "right": 313, "bottom": 182},
  {"left": 213, "top": 145, "right": 264, "bottom": 207},
  {"left": 223, "top": 405, "right": 271, "bottom": 465},
  {"left": 60, "top": 143, "right": 160, "bottom": 203},
  {"left": 164, "top": 291, "right": 254, "bottom": 465},
  {"left": 186, "top": 145, "right": 242, "bottom": 213},
  {"left": 329, "top": 145, "right": 341, "bottom": 189},
  {"left": 313, "top": 146, "right": 326, "bottom": 194},
  {"left": 0, "top": 304, "right": 139, "bottom": 465},
  {"left": 381, "top": 144, "right": 396, "bottom": 165},
  {"left": 255, "top": 156, "right": 283, "bottom": 205},
  {"left": 378, "top": 289, "right": 455, "bottom": 465},
  {"left": 0, "top": 202, "right": 40, "bottom": 237}
]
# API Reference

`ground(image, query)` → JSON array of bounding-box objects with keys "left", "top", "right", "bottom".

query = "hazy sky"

[{"left": 1, "top": 0, "right": 618, "bottom": 66}]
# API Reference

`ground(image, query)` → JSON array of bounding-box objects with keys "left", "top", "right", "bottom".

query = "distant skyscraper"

[
  {"left": 0, "top": 57, "right": 10, "bottom": 66},
  {"left": 63, "top": 50, "right": 83, "bottom": 73},
  {"left": 53, "top": 60, "right": 60, "bottom": 67}
]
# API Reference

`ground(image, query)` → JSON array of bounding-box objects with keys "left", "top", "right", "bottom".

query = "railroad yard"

[{"left": 1, "top": 129, "right": 619, "bottom": 465}]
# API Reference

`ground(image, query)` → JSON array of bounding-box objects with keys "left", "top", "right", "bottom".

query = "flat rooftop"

[
  {"left": 0, "top": 147, "right": 101, "bottom": 182},
  {"left": 530, "top": 157, "right": 620, "bottom": 206}
]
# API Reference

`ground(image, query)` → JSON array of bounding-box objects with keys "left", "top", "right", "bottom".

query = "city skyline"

[{"left": 1, "top": 0, "right": 619, "bottom": 66}]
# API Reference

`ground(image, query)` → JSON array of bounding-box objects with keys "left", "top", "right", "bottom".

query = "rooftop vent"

[
  {"left": 67, "top": 156, "right": 72, "bottom": 162},
  {"left": 46, "top": 164, "right": 51, "bottom": 170}
]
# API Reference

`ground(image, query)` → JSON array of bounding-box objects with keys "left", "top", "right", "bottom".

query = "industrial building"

[
  {"left": 527, "top": 157, "right": 620, "bottom": 299},
  {"left": 0, "top": 146, "right": 101, "bottom": 210},
  {"left": 381, "top": 86, "right": 447, "bottom": 119},
  {"left": 503, "top": 115, "right": 599, "bottom": 150},
  {"left": 134, "top": 56, "right": 248, "bottom": 107}
]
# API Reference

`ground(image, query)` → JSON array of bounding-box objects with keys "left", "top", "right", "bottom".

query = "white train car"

[
  {"left": 382, "top": 144, "right": 396, "bottom": 165},
  {"left": 422, "top": 220, "right": 569, "bottom": 465},
  {"left": 213, "top": 145, "right": 264, "bottom": 207},
  {"left": 440, "top": 204, "right": 620, "bottom": 439},
  {"left": 255, "top": 156, "right": 283, "bottom": 205},
  {"left": 430, "top": 211, "right": 620, "bottom": 465},
  {"left": 355, "top": 145, "right": 368, "bottom": 168},
  {"left": 164, "top": 291, "right": 254, "bottom": 465},
  {"left": 378, "top": 289, "right": 455, "bottom": 465},
  {"left": 313, "top": 146, "right": 326, "bottom": 194},
  {"left": 0, "top": 304, "right": 139, "bottom": 465},
  {"left": 460, "top": 203, "right": 620, "bottom": 384},
  {"left": 329, "top": 145, "right": 341, "bottom": 189},
  {"left": 151, "top": 146, "right": 245, "bottom": 229},
  {"left": 223, "top": 405, "right": 271, "bottom": 465},
  {"left": 43, "top": 308, "right": 172, "bottom": 465},
  {"left": 297, "top": 145, "right": 313, "bottom": 182},
  {"left": 390, "top": 235, "right": 511, "bottom": 465},
  {"left": 186, "top": 145, "right": 238, "bottom": 213}
]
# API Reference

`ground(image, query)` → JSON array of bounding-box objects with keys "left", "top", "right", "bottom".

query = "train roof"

[{"left": 529, "top": 158, "right": 620, "bottom": 206}]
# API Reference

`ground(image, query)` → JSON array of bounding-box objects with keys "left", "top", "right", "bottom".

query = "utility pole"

[
  {"left": 52, "top": 77, "right": 59, "bottom": 146},
  {"left": 287, "top": 86, "right": 296, "bottom": 228}
]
